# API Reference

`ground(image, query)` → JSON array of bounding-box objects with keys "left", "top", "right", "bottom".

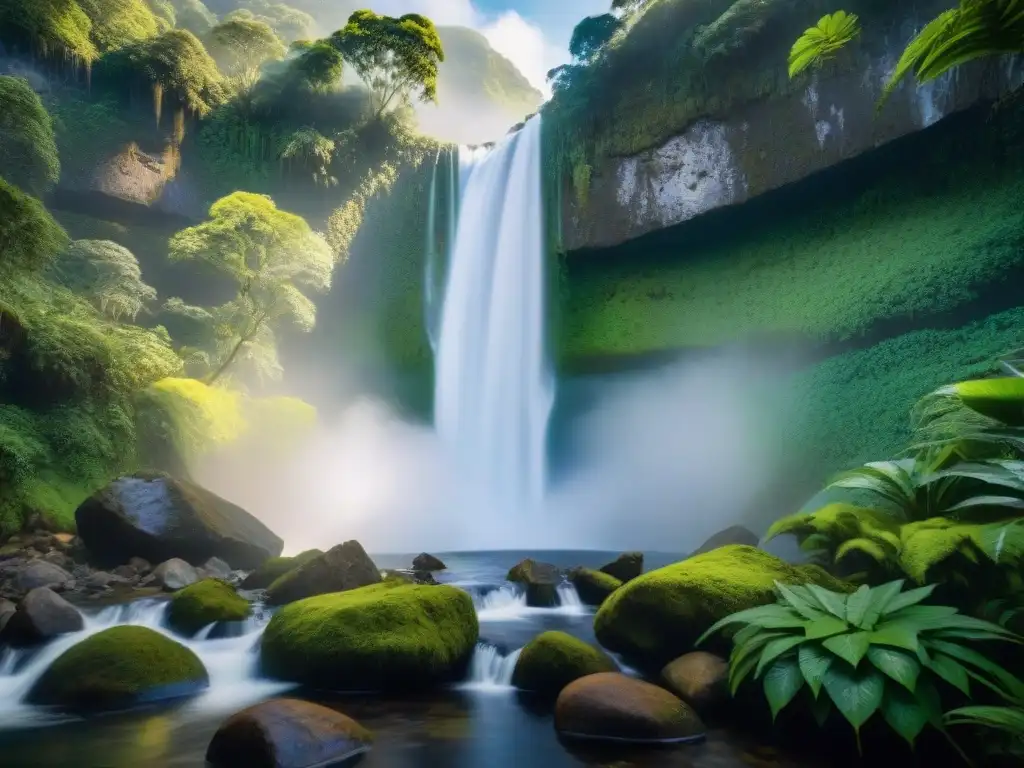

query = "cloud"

[{"left": 481, "top": 11, "right": 565, "bottom": 98}]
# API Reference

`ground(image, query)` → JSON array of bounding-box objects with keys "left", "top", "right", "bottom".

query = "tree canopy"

[
  {"left": 0, "top": 0, "right": 98, "bottom": 63},
  {"left": 169, "top": 0, "right": 217, "bottom": 38},
  {"left": 77, "top": 0, "right": 159, "bottom": 52},
  {"left": 331, "top": 10, "right": 445, "bottom": 117},
  {"left": 49, "top": 240, "right": 157, "bottom": 321},
  {"left": 226, "top": 2, "right": 313, "bottom": 44},
  {"left": 0, "top": 177, "right": 69, "bottom": 275},
  {"left": 209, "top": 17, "right": 286, "bottom": 84},
  {"left": 569, "top": 14, "right": 623, "bottom": 61},
  {"left": 286, "top": 39, "right": 344, "bottom": 92},
  {"left": 0, "top": 76, "right": 60, "bottom": 196}
]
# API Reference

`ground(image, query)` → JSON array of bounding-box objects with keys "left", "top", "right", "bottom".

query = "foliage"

[
  {"left": 946, "top": 700, "right": 1024, "bottom": 758},
  {"left": 279, "top": 127, "right": 336, "bottom": 186},
  {"left": 168, "top": 192, "right": 332, "bottom": 384},
  {"left": 882, "top": 0, "right": 1024, "bottom": 105},
  {"left": 0, "top": 76, "right": 61, "bottom": 196},
  {"left": 78, "top": 0, "right": 159, "bottom": 52},
  {"left": 331, "top": 10, "right": 445, "bottom": 117},
  {"left": 699, "top": 580, "right": 1024, "bottom": 749},
  {"left": 0, "top": 0, "right": 98, "bottom": 63},
  {"left": 286, "top": 39, "right": 344, "bottom": 92},
  {"left": 0, "top": 177, "right": 69, "bottom": 274},
  {"left": 225, "top": 3, "right": 313, "bottom": 44},
  {"left": 49, "top": 239, "right": 157, "bottom": 321},
  {"left": 326, "top": 161, "right": 400, "bottom": 264},
  {"left": 208, "top": 17, "right": 286, "bottom": 85},
  {"left": 168, "top": 0, "right": 216, "bottom": 37},
  {"left": 569, "top": 14, "right": 623, "bottom": 62},
  {"left": 788, "top": 11, "right": 861, "bottom": 78}
]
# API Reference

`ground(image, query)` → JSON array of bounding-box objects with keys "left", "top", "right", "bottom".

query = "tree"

[
  {"left": 0, "top": 177, "right": 69, "bottom": 275},
  {"left": 0, "top": 76, "right": 60, "bottom": 196},
  {"left": 569, "top": 14, "right": 623, "bottom": 61},
  {"left": 49, "top": 240, "right": 157, "bottom": 321},
  {"left": 209, "top": 17, "right": 286, "bottom": 86},
  {"left": 77, "top": 0, "right": 159, "bottom": 52},
  {"left": 286, "top": 39, "right": 344, "bottom": 91},
  {"left": 170, "top": 0, "right": 217, "bottom": 37},
  {"left": 0, "top": 0, "right": 98, "bottom": 63},
  {"left": 331, "top": 10, "right": 444, "bottom": 118},
  {"left": 279, "top": 128, "right": 337, "bottom": 186},
  {"left": 168, "top": 192, "right": 333, "bottom": 384},
  {"left": 225, "top": 2, "right": 313, "bottom": 44}
]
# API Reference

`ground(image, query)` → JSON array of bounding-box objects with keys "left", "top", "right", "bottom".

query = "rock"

[
  {"left": 83, "top": 571, "right": 131, "bottom": 591},
  {"left": 512, "top": 631, "right": 617, "bottom": 696},
  {"left": 594, "top": 545, "right": 851, "bottom": 669},
  {"left": 0, "top": 598, "right": 15, "bottom": 633},
  {"left": 261, "top": 582, "right": 478, "bottom": 691},
  {"left": 206, "top": 698, "right": 373, "bottom": 768},
  {"left": 15, "top": 560, "right": 73, "bottom": 592},
  {"left": 153, "top": 558, "right": 200, "bottom": 591},
  {"left": 691, "top": 525, "right": 760, "bottom": 557},
  {"left": 129, "top": 556, "right": 152, "bottom": 574},
  {"left": 75, "top": 472, "right": 283, "bottom": 570},
  {"left": 555, "top": 673, "right": 705, "bottom": 744},
  {"left": 381, "top": 569, "right": 438, "bottom": 586},
  {"left": 507, "top": 559, "right": 562, "bottom": 607},
  {"left": 599, "top": 552, "right": 643, "bottom": 583},
  {"left": 265, "top": 541, "right": 381, "bottom": 606},
  {"left": 27, "top": 626, "right": 209, "bottom": 711},
  {"left": 1, "top": 588, "right": 84, "bottom": 646},
  {"left": 568, "top": 567, "right": 622, "bottom": 606},
  {"left": 661, "top": 652, "right": 730, "bottom": 714},
  {"left": 201, "top": 557, "right": 232, "bottom": 579},
  {"left": 412, "top": 553, "right": 446, "bottom": 571},
  {"left": 111, "top": 565, "right": 138, "bottom": 580},
  {"left": 42, "top": 550, "right": 73, "bottom": 571},
  {"left": 240, "top": 549, "right": 323, "bottom": 590},
  {"left": 168, "top": 579, "right": 252, "bottom": 636}
]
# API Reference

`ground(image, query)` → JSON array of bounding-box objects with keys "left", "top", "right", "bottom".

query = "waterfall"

[
  {"left": 433, "top": 117, "right": 553, "bottom": 528},
  {"left": 461, "top": 644, "right": 522, "bottom": 691}
]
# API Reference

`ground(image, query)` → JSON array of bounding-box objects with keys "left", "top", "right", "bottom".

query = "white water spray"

[
  {"left": 461, "top": 644, "right": 523, "bottom": 691},
  {"left": 434, "top": 118, "right": 553, "bottom": 535}
]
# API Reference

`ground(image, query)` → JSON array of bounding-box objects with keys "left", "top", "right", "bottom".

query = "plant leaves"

[
  {"left": 845, "top": 584, "right": 873, "bottom": 628},
  {"left": 811, "top": 688, "right": 832, "bottom": 726},
  {"left": 870, "top": 618, "right": 921, "bottom": 651},
  {"left": 799, "top": 643, "right": 834, "bottom": 697},
  {"left": 866, "top": 646, "right": 920, "bottom": 692},
  {"left": 729, "top": 651, "right": 760, "bottom": 696},
  {"left": 696, "top": 604, "right": 807, "bottom": 645},
  {"left": 775, "top": 581, "right": 829, "bottom": 620},
  {"left": 823, "top": 631, "right": 873, "bottom": 668},
  {"left": 756, "top": 635, "right": 807, "bottom": 678},
  {"left": 805, "top": 615, "right": 850, "bottom": 640},
  {"left": 925, "top": 638, "right": 1024, "bottom": 700},
  {"left": 885, "top": 604, "right": 960, "bottom": 629},
  {"left": 806, "top": 584, "right": 849, "bottom": 620},
  {"left": 881, "top": 680, "right": 932, "bottom": 746},
  {"left": 881, "top": 583, "right": 937, "bottom": 614},
  {"left": 859, "top": 580, "right": 905, "bottom": 630},
  {"left": 924, "top": 652, "right": 970, "bottom": 695},
  {"left": 823, "top": 663, "right": 886, "bottom": 731},
  {"left": 764, "top": 657, "right": 805, "bottom": 720}
]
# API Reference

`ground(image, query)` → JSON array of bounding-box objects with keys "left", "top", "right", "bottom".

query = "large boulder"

[
  {"left": 599, "top": 552, "right": 643, "bottom": 583},
  {"left": 1, "top": 588, "right": 84, "bottom": 647},
  {"left": 412, "top": 553, "right": 446, "bottom": 571},
  {"left": 555, "top": 673, "right": 705, "bottom": 744},
  {"left": 594, "top": 545, "right": 850, "bottom": 669},
  {"left": 75, "top": 472, "right": 283, "bottom": 570},
  {"left": 152, "top": 558, "right": 200, "bottom": 591},
  {"left": 260, "top": 582, "right": 478, "bottom": 692},
  {"left": 27, "top": 626, "right": 209, "bottom": 711},
  {"left": 15, "top": 560, "right": 74, "bottom": 593},
  {"left": 206, "top": 698, "right": 373, "bottom": 768},
  {"left": 507, "top": 559, "right": 561, "bottom": 607},
  {"left": 240, "top": 549, "right": 323, "bottom": 590},
  {"left": 168, "top": 579, "right": 252, "bottom": 636},
  {"left": 660, "top": 652, "right": 730, "bottom": 714},
  {"left": 690, "top": 525, "right": 760, "bottom": 557},
  {"left": 0, "top": 598, "right": 15, "bottom": 633},
  {"left": 512, "top": 631, "right": 617, "bottom": 696},
  {"left": 265, "top": 541, "right": 381, "bottom": 606},
  {"left": 568, "top": 567, "right": 622, "bottom": 607}
]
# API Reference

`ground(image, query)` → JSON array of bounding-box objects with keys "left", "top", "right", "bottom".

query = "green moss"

[
  {"left": 167, "top": 578, "right": 252, "bottom": 636},
  {"left": 511, "top": 630, "right": 617, "bottom": 695},
  {"left": 568, "top": 567, "right": 622, "bottom": 607},
  {"left": 27, "top": 626, "right": 209, "bottom": 711},
  {"left": 260, "top": 581, "right": 479, "bottom": 691},
  {"left": 241, "top": 549, "right": 323, "bottom": 590},
  {"left": 594, "top": 545, "right": 850, "bottom": 668}
]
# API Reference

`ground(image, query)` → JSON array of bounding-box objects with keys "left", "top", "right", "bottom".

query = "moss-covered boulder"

[
  {"left": 260, "top": 582, "right": 478, "bottom": 691},
  {"left": 265, "top": 541, "right": 381, "bottom": 606},
  {"left": 75, "top": 472, "right": 283, "bottom": 569},
  {"left": 507, "top": 559, "right": 561, "bottom": 607},
  {"left": 568, "top": 567, "right": 622, "bottom": 606},
  {"left": 27, "top": 626, "right": 209, "bottom": 711},
  {"left": 599, "top": 552, "right": 643, "bottom": 583},
  {"left": 511, "top": 631, "right": 617, "bottom": 696},
  {"left": 167, "top": 578, "right": 252, "bottom": 636},
  {"left": 594, "top": 545, "right": 850, "bottom": 669},
  {"left": 240, "top": 549, "right": 323, "bottom": 590}
]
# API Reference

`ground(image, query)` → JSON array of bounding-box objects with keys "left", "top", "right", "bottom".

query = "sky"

[{"left": 361, "top": 1, "right": 610, "bottom": 96}]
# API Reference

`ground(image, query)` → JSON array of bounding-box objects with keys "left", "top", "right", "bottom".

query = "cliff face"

[{"left": 563, "top": 14, "right": 1023, "bottom": 251}]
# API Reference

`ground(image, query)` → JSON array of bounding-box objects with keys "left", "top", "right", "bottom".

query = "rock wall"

[{"left": 565, "top": 21, "right": 1024, "bottom": 251}]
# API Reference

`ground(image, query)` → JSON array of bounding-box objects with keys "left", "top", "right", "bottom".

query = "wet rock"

[
  {"left": 206, "top": 698, "right": 373, "bottom": 768},
  {"left": 691, "top": 525, "right": 759, "bottom": 557},
  {"left": 555, "top": 672, "right": 705, "bottom": 744},
  {"left": 83, "top": 571, "right": 131, "bottom": 592},
  {"left": 661, "top": 652, "right": 730, "bottom": 714},
  {"left": 240, "top": 550, "right": 323, "bottom": 590},
  {"left": 15, "top": 560, "right": 74, "bottom": 593},
  {"left": 1, "top": 587, "right": 84, "bottom": 647},
  {"left": 512, "top": 631, "right": 617, "bottom": 696},
  {"left": 42, "top": 550, "right": 74, "bottom": 571},
  {"left": 129, "top": 556, "right": 152, "bottom": 574},
  {"left": 201, "top": 557, "right": 232, "bottom": 579},
  {"left": 168, "top": 579, "right": 252, "bottom": 636},
  {"left": 507, "top": 559, "right": 561, "bottom": 607},
  {"left": 599, "top": 552, "right": 643, "bottom": 583},
  {"left": 0, "top": 598, "right": 15, "bottom": 633},
  {"left": 412, "top": 553, "right": 446, "bottom": 571},
  {"left": 111, "top": 564, "right": 138, "bottom": 580},
  {"left": 153, "top": 558, "right": 200, "bottom": 591},
  {"left": 568, "top": 567, "right": 622, "bottom": 607},
  {"left": 382, "top": 569, "right": 438, "bottom": 586},
  {"left": 265, "top": 541, "right": 381, "bottom": 606},
  {"left": 75, "top": 471, "right": 283, "bottom": 570}
]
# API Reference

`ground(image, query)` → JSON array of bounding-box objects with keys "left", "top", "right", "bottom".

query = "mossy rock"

[
  {"left": 568, "top": 567, "right": 622, "bottom": 606},
  {"left": 260, "top": 582, "right": 479, "bottom": 692},
  {"left": 241, "top": 550, "right": 324, "bottom": 590},
  {"left": 27, "top": 626, "right": 209, "bottom": 711},
  {"left": 599, "top": 552, "right": 643, "bottom": 582},
  {"left": 512, "top": 631, "right": 617, "bottom": 696},
  {"left": 507, "top": 559, "right": 561, "bottom": 607},
  {"left": 594, "top": 545, "right": 850, "bottom": 669},
  {"left": 167, "top": 578, "right": 252, "bottom": 636}
]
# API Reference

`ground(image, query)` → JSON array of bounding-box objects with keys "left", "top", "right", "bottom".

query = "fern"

[{"left": 788, "top": 11, "right": 861, "bottom": 79}]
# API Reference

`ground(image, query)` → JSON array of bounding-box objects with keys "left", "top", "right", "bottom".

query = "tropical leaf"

[
  {"left": 805, "top": 614, "right": 850, "bottom": 640},
  {"left": 756, "top": 635, "right": 808, "bottom": 678},
  {"left": 764, "top": 657, "right": 805, "bottom": 720},
  {"left": 806, "top": 584, "right": 850, "bottom": 620},
  {"left": 823, "top": 664, "right": 886, "bottom": 732},
  {"left": 945, "top": 704, "right": 1024, "bottom": 734},
  {"left": 926, "top": 638, "right": 1024, "bottom": 699},
  {"left": 859, "top": 580, "right": 906, "bottom": 629},
  {"left": 828, "top": 462, "right": 915, "bottom": 514},
  {"left": 729, "top": 650, "right": 761, "bottom": 696},
  {"left": 788, "top": 11, "right": 862, "bottom": 78},
  {"left": 775, "top": 581, "right": 830, "bottom": 620},
  {"left": 881, "top": 583, "right": 937, "bottom": 614},
  {"left": 845, "top": 584, "right": 874, "bottom": 628},
  {"left": 799, "top": 643, "right": 834, "bottom": 697},
  {"left": 869, "top": 618, "right": 921, "bottom": 651},
  {"left": 867, "top": 646, "right": 921, "bottom": 692},
  {"left": 823, "top": 631, "right": 873, "bottom": 668},
  {"left": 696, "top": 604, "right": 807, "bottom": 645},
  {"left": 923, "top": 652, "right": 971, "bottom": 694},
  {"left": 881, "top": 681, "right": 934, "bottom": 746}
]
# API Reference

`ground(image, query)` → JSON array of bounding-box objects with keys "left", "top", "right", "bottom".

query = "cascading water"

[
  {"left": 461, "top": 644, "right": 523, "bottom": 691},
  {"left": 433, "top": 117, "right": 554, "bottom": 531}
]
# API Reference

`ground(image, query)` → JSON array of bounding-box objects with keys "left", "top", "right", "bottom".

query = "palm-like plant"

[
  {"left": 698, "top": 580, "right": 1024, "bottom": 750},
  {"left": 881, "top": 0, "right": 1024, "bottom": 104},
  {"left": 946, "top": 700, "right": 1024, "bottom": 757},
  {"left": 788, "top": 11, "right": 861, "bottom": 78}
]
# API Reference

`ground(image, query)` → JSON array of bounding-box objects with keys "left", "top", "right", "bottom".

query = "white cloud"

[{"left": 482, "top": 11, "right": 565, "bottom": 98}]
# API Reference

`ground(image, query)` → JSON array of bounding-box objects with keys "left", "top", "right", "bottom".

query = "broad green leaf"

[
  {"left": 932, "top": 614, "right": 1022, "bottom": 640},
  {"left": 859, "top": 580, "right": 905, "bottom": 630},
  {"left": 729, "top": 651, "right": 760, "bottom": 695},
  {"left": 870, "top": 618, "right": 921, "bottom": 651},
  {"left": 696, "top": 604, "right": 807, "bottom": 645},
  {"left": 845, "top": 584, "right": 873, "bottom": 628},
  {"left": 885, "top": 604, "right": 959, "bottom": 629},
  {"left": 881, "top": 680, "right": 932, "bottom": 746},
  {"left": 866, "top": 647, "right": 920, "bottom": 692},
  {"left": 756, "top": 635, "right": 807, "bottom": 678},
  {"left": 774, "top": 581, "right": 829, "bottom": 620},
  {"left": 924, "top": 652, "right": 970, "bottom": 695},
  {"left": 881, "top": 584, "right": 937, "bottom": 614},
  {"left": 823, "top": 631, "right": 873, "bottom": 668},
  {"left": 913, "top": 676, "right": 944, "bottom": 728},
  {"left": 810, "top": 689, "right": 832, "bottom": 726},
  {"left": 732, "top": 624, "right": 762, "bottom": 647},
  {"left": 798, "top": 643, "right": 833, "bottom": 697},
  {"left": 806, "top": 584, "right": 849, "bottom": 620},
  {"left": 823, "top": 664, "right": 885, "bottom": 731},
  {"left": 805, "top": 615, "right": 850, "bottom": 640},
  {"left": 763, "top": 657, "right": 805, "bottom": 720},
  {"left": 954, "top": 377, "right": 1024, "bottom": 425},
  {"left": 731, "top": 631, "right": 788, "bottom": 674}
]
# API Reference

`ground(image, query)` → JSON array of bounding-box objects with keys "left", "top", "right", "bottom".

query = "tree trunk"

[{"left": 206, "top": 334, "right": 250, "bottom": 385}]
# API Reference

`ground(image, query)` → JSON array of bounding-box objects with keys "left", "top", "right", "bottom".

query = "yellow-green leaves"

[{"left": 788, "top": 10, "right": 861, "bottom": 79}]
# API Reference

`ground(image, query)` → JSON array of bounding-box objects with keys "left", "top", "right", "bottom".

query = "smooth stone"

[
  {"left": 153, "top": 558, "right": 200, "bottom": 591},
  {"left": 15, "top": 560, "right": 73, "bottom": 592},
  {"left": 412, "top": 552, "right": 446, "bottom": 571},
  {"left": 660, "top": 652, "right": 730, "bottom": 713},
  {"left": 83, "top": 571, "right": 131, "bottom": 591},
  {"left": 568, "top": 567, "right": 622, "bottom": 607},
  {"left": 555, "top": 672, "right": 705, "bottom": 744},
  {"left": 598, "top": 552, "right": 643, "bottom": 583},
  {"left": 129, "top": 556, "right": 153, "bottom": 574},
  {"left": 507, "top": 559, "right": 562, "bottom": 607},
  {"left": 202, "top": 556, "right": 233, "bottom": 579},
  {"left": 265, "top": 541, "right": 382, "bottom": 606},
  {"left": 206, "top": 698, "right": 373, "bottom": 768},
  {"left": 1, "top": 587, "right": 84, "bottom": 647}
]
